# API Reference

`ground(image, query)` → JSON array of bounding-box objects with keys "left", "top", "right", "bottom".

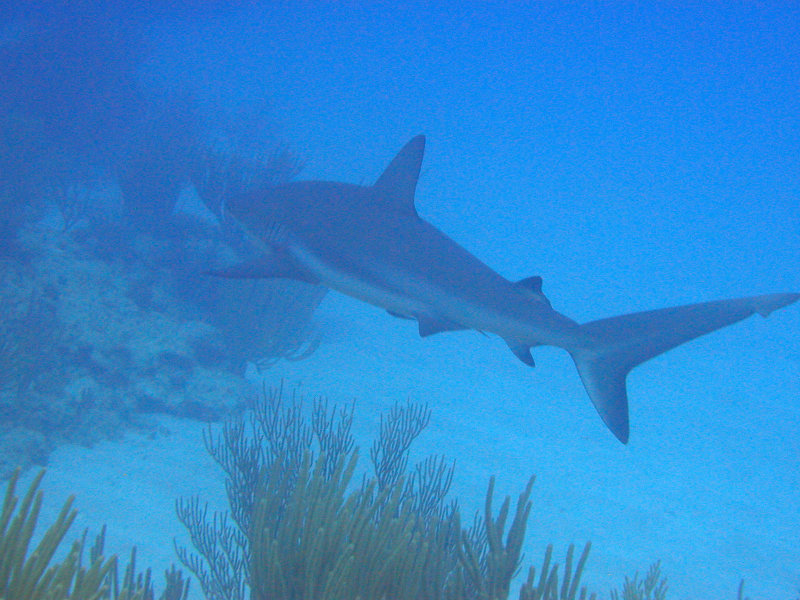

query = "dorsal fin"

[{"left": 373, "top": 135, "right": 425, "bottom": 215}]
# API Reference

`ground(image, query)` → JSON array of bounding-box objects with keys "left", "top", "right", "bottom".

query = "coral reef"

[
  {"left": 175, "top": 386, "right": 773, "bottom": 599},
  {"left": 0, "top": 122, "right": 324, "bottom": 474},
  {"left": 190, "top": 141, "right": 305, "bottom": 220},
  {"left": 185, "top": 137, "right": 325, "bottom": 371},
  {"left": 1, "top": 16, "right": 324, "bottom": 479},
  {"left": 0, "top": 468, "right": 114, "bottom": 599},
  {"left": 3, "top": 386, "right": 768, "bottom": 600},
  {"left": 176, "top": 385, "right": 593, "bottom": 600},
  {"left": 117, "top": 102, "right": 197, "bottom": 235},
  {"left": 610, "top": 562, "right": 668, "bottom": 600},
  {"left": 91, "top": 527, "right": 190, "bottom": 600},
  {"left": 0, "top": 112, "right": 49, "bottom": 255},
  {"left": 519, "top": 542, "right": 593, "bottom": 600},
  {"left": 0, "top": 227, "right": 251, "bottom": 477},
  {"left": 0, "top": 468, "right": 190, "bottom": 600}
]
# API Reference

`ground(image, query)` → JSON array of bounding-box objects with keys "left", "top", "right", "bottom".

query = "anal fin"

[{"left": 505, "top": 339, "right": 535, "bottom": 367}]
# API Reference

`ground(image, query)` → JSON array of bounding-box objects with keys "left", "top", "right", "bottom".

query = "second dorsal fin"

[{"left": 515, "top": 276, "right": 551, "bottom": 307}]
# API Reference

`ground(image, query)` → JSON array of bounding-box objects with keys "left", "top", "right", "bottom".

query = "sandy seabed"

[{"left": 18, "top": 293, "right": 800, "bottom": 600}]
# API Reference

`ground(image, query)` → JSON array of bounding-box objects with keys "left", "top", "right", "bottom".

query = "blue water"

[{"left": 3, "top": 3, "right": 798, "bottom": 598}]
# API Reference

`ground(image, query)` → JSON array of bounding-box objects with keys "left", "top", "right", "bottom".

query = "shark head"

[{"left": 224, "top": 187, "right": 281, "bottom": 236}]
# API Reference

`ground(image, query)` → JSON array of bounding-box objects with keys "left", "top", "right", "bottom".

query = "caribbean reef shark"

[{"left": 220, "top": 135, "right": 798, "bottom": 443}]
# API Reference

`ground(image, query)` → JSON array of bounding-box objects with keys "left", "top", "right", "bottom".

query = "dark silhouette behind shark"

[{"left": 220, "top": 136, "right": 798, "bottom": 443}]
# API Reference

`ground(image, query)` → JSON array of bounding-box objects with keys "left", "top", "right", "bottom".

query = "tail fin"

[{"left": 570, "top": 293, "right": 799, "bottom": 443}]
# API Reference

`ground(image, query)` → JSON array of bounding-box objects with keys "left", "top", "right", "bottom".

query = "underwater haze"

[{"left": 1, "top": 3, "right": 798, "bottom": 599}]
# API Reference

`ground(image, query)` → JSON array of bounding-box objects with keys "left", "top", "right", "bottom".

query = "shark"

[{"left": 220, "top": 135, "right": 798, "bottom": 443}]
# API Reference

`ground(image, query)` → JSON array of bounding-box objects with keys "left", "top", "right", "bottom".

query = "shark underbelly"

[
  {"left": 293, "top": 243, "right": 581, "bottom": 348},
  {"left": 294, "top": 245, "right": 430, "bottom": 316}
]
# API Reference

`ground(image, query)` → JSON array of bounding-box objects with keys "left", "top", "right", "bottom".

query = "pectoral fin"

[{"left": 417, "top": 315, "right": 467, "bottom": 337}]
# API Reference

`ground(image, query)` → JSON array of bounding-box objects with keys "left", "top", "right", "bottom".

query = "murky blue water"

[{"left": 2, "top": 4, "right": 798, "bottom": 598}]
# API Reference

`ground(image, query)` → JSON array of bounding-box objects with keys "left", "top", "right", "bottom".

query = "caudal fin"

[{"left": 570, "top": 293, "right": 799, "bottom": 444}]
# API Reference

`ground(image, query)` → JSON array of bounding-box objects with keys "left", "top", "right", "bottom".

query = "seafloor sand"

[{"left": 19, "top": 292, "right": 800, "bottom": 600}]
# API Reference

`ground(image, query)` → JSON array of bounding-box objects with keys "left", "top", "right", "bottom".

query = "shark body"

[{"left": 223, "top": 135, "right": 798, "bottom": 443}]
